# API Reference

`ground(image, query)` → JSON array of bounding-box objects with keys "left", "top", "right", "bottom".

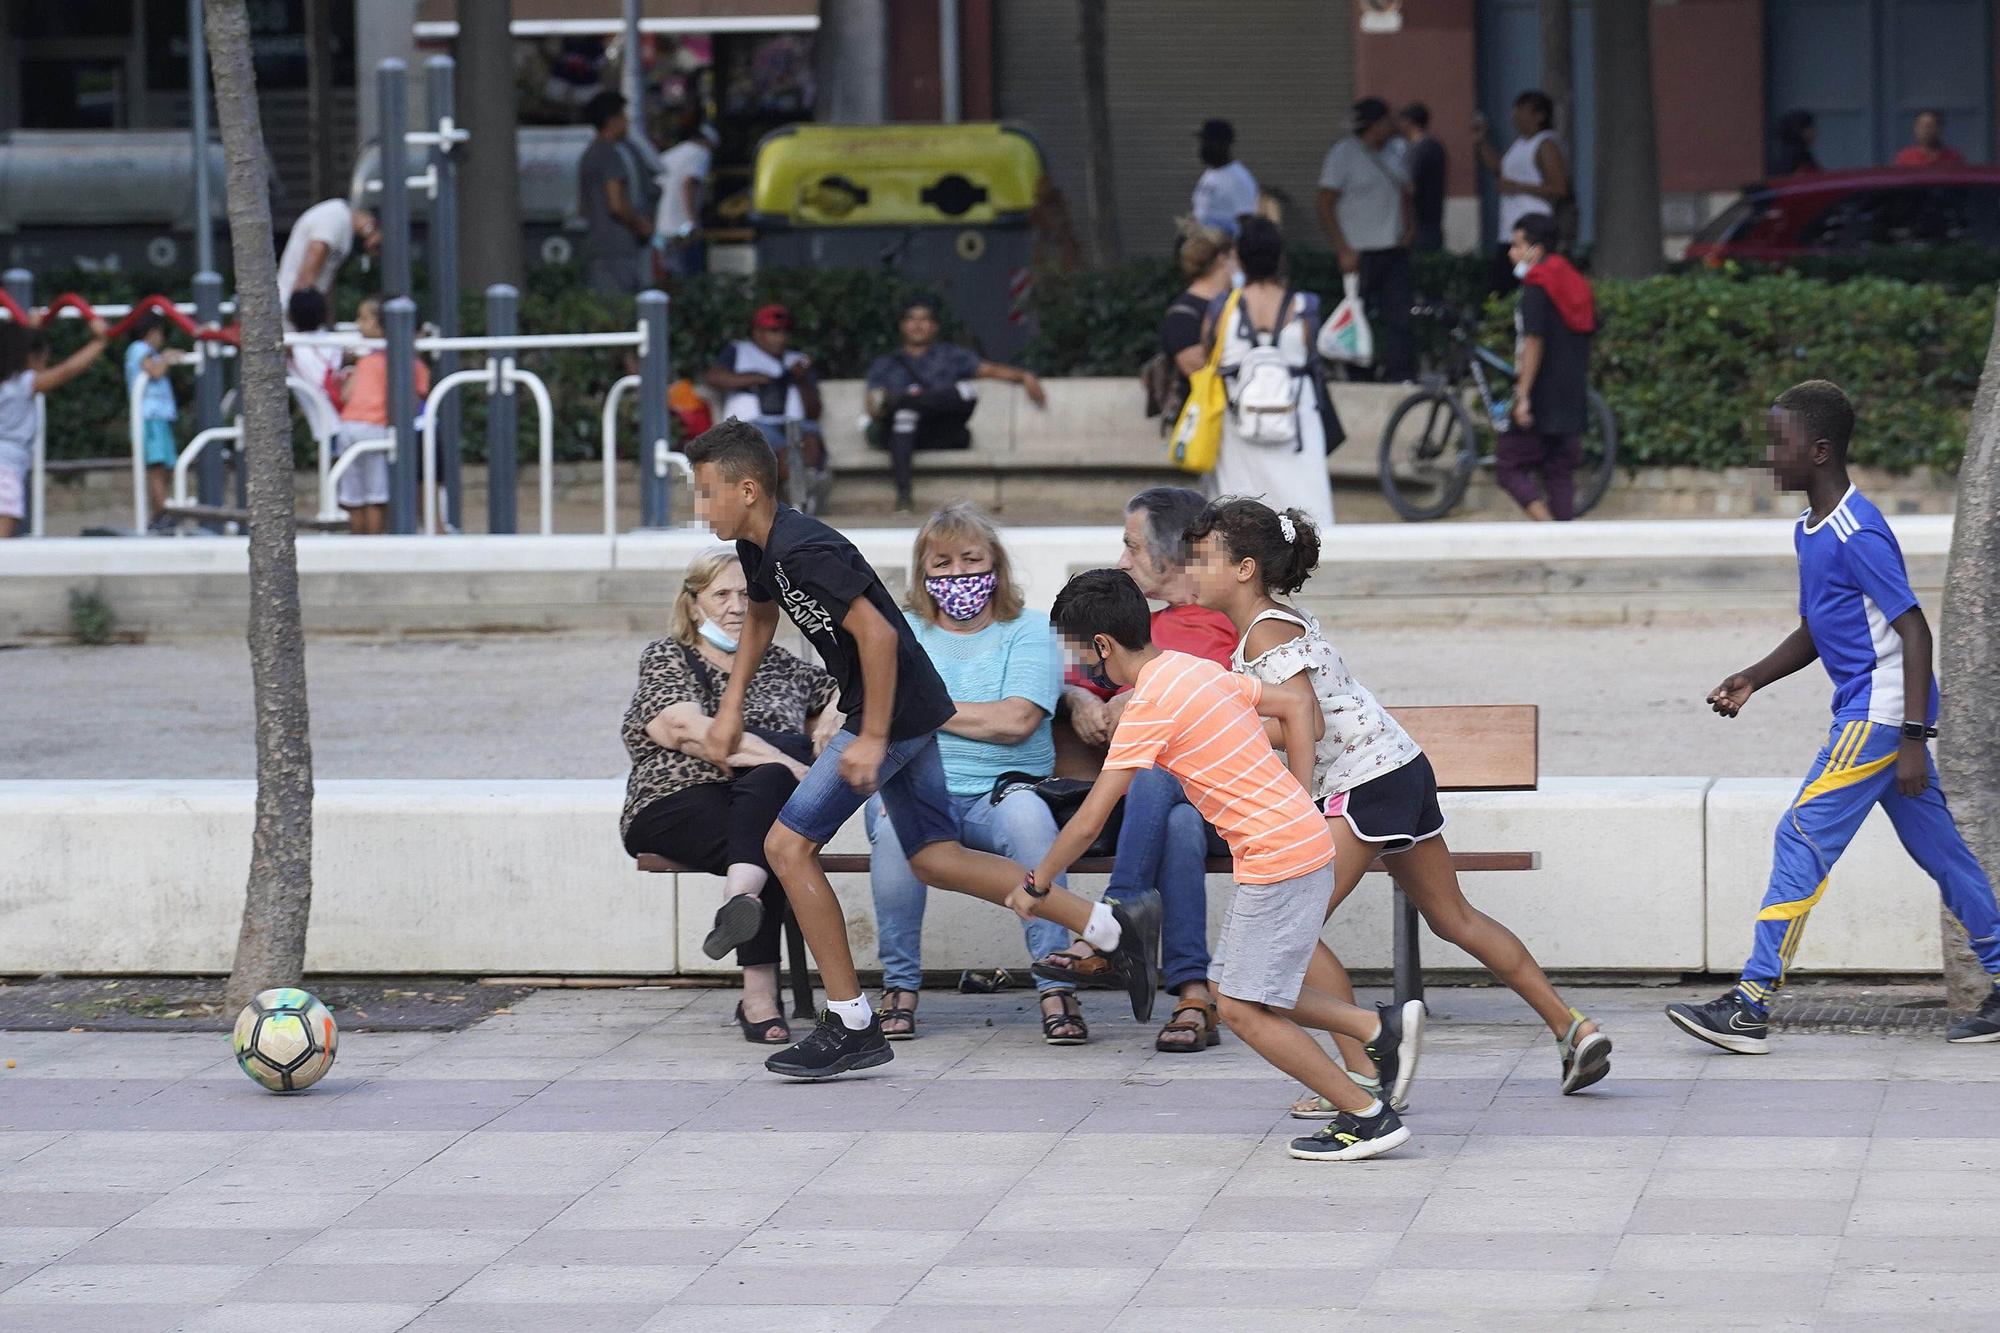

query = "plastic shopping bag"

[{"left": 1316, "top": 271, "right": 1375, "bottom": 367}]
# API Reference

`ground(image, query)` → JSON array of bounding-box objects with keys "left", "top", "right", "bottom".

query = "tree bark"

[
  {"left": 1538, "top": 0, "right": 1573, "bottom": 148},
  {"left": 458, "top": 0, "right": 524, "bottom": 291},
  {"left": 1077, "top": 0, "right": 1121, "bottom": 266},
  {"left": 207, "top": 0, "right": 316, "bottom": 1013},
  {"left": 1590, "top": 0, "right": 1661, "bottom": 278},
  {"left": 813, "top": 0, "right": 890, "bottom": 123},
  {"left": 1937, "top": 290, "right": 2000, "bottom": 1010}
]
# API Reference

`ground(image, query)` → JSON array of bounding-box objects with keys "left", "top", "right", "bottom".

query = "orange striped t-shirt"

[{"left": 1102, "top": 651, "right": 1333, "bottom": 884}]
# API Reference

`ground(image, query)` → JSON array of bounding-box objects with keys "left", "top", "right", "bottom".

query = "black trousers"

[
  {"left": 869, "top": 406, "right": 972, "bottom": 499},
  {"left": 1357, "top": 246, "right": 1414, "bottom": 382},
  {"left": 624, "top": 764, "right": 797, "bottom": 967}
]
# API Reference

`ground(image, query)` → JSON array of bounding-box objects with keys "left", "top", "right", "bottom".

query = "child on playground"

[
  {"left": 1669, "top": 379, "right": 2000, "bottom": 1051},
  {"left": 1032, "top": 567, "right": 1425, "bottom": 1161},
  {"left": 1185, "top": 497, "right": 1612, "bottom": 1107},
  {"left": 124, "top": 313, "right": 188, "bottom": 530},
  {"left": 333, "top": 294, "right": 429, "bottom": 536},
  {"left": 0, "top": 316, "right": 110, "bottom": 538},
  {"left": 685, "top": 419, "right": 1162, "bottom": 1080}
]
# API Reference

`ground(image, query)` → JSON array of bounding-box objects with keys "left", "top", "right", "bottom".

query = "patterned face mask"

[{"left": 925, "top": 571, "right": 998, "bottom": 622}]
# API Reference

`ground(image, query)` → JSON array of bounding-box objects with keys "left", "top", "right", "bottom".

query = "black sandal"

[
  {"left": 880, "top": 989, "right": 919, "bottom": 1041},
  {"left": 734, "top": 1001, "right": 790, "bottom": 1045},
  {"left": 704, "top": 894, "right": 765, "bottom": 961},
  {"left": 1040, "top": 989, "right": 1088, "bottom": 1046}
]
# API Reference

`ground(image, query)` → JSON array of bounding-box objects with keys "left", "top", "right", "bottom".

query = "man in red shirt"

[
  {"left": 1892, "top": 110, "right": 1965, "bottom": 167},
  {"left": 1044, "top": 488, "right": 1240, "bottom": 1052}
]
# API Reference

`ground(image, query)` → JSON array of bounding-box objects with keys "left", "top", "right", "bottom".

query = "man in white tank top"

[{"left": 1474, "top": 90, "right": 1571, "bottom": 292}]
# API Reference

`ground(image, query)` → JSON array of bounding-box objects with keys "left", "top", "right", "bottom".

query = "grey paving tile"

[
  {"left": 1388, "top": 1231, "right": 1619, "bottom": 1271},
  {"left": 381, "top": 1130, "right": 658, "bottom": 1196},
  {"left": 1824, "top": 1269, "right": 2000, "bottom": 1314},
  {"left": 336, "top": 1192, "right": 577, "bottom": 1230},
  {"left": 721, "top": 1227, "right": 963, "bottom": 1266},
  {"left": 483, "top": 1080, "right": 734, "bottom": 1131},
  {"left": 979, "top": 1189, "right": 1211, "bottom": 1233},
  {"left": 447, "top": 1263, "right": 703, "bottom": 1304},
  {"left": 62, "top": 1227, "right": 314, "bottom": 1266},
  {"left": 1845, "top": 1196, "right": 1994, "bottom": 1238},
  {"left": 806, "top": 1130, "right": 1060, "bottom": 1195},
  {"left": 763, "top": 1189, "right": 1002, "bottom": 1232},
  {"left": 1408, "top": 1188, "right": 1637, "bottom": 1235},
  {"left": 500, "top": 1226, "right": 750, "bottom": 1268},
  {"left": 170, "top": 1303, "right": 423, "bottom": 1333},
  {"left": 875, "top": 1305, "right": 1119, "bottom": 1333},
  {"left": 0, "top": 1263, "right": 259, "bottom": 1304},
  {"left": 401, "top": 1302, "right": 662, "bottom": 1332},
  {"left": 948, "top": 1229, "right": 1184, "bottom": 1268},
  {"left": 225, "top": 1261, "right": 482, "bottom": 1304},
  {"left": 549, "top": 1185, "right": 791, "bottom": 1231},
  {"left": 1642, "top": 1166, "right": 1858, "bottom": 1202},
  {"left": 117, "top": 1189, "right": 374, "bottom": 1232},
  {"left": 250, "top": 1079, "right": 548, "bottom": 1132},
  {"left": 1193, "top": 1196, "right": 1423, "bottom": 1233},
  {"left": 607, "top": 1129, "right": 856, "bottom": 1194},
  {"left": 0, "top": 1304, "right": 198, "bottom": 1333},
  {"left": 1835, "top": 1235, "right": 1996, "bottom": 1273},
  {"left": 642, "top": 1307, "right": 896, "bottom": 1333},
  {"left": 905, "top": 1263, "right": 1148, "bottom": 1305},
  {"left": 1866, "top": 1137, "right": 2000, "bottom": 1170},
  {"left": 0, "top": 1227, "right": 98, "bottom": 1264},
  {"left": 1, "top": 1193, "right": 159, "bottom": 1228},
  {"left": 0, "top": 1131, "right": 67, "bottom": 1162},
  {"left": 1361, "top": 1266, "right": 1599, "bottom": 1314},
  {"left": 670, "top": 1261, "right": 919, "bottom": 1306},
  {"left": 1855, "top": 1167, "right": 2000, "bottom": 1201},
  {"left": 285, "top": 1227, "right": 533, "bottom": 1265},
  {"left": 1654, "top": 1133, "right": 1869, "bottom": 1171},
  {"left": 0, "top": 1264, "right": 44, "bottom": 1295},
  {"left": 1592, "top": 1269, "right": 1831, "bottom": 1313},
  {"left": 1134, "top": 1266, "right": 1371, "bottom": 1310},
  {"left": 676, "top": 1079, "right": 922, "bottom": 1132},
  {"left": 1623, "top": 1195, "right": 1850, "bottom": 1236},
  {"left": 0, "top": 1133, "right": 254, "bottom": 1194},
  {"left": 1453, "top": 1134, "right": 1666, "bottom": 1170},
  {"left": 1612, "top": 1233, "right": 1839, "bottom": 1271}
]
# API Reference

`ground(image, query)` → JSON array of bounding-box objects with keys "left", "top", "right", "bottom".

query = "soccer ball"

[{"left": 231, "top": 988, "right": 338, "bottom": 1092}]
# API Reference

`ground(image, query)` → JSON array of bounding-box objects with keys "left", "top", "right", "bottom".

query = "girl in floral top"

[
  {"left": 623, "top": 546, "right": 840, "bottom": 1043},
  {"left": 1186, "top": 498, "right": 1611, "bottom": 1103}
]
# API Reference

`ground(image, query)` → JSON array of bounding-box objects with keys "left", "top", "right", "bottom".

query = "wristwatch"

[
  {"left": 1901, "top": 721, "right": 1938, "bottom": 741},
  {"left": 1020, "top": 871, "right": 1049, "bottom": 899}
]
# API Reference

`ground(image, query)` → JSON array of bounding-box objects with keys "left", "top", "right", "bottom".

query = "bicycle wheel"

[
  {"left": 1573, "top": 389, "right": 1619, "bottom": 518},
  {"left": 1378, "top": 387, "right": 1479, "bottom": 522}
]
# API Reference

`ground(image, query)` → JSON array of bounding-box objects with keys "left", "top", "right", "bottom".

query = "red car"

[{"left": 1684, "top": 165, "right": 2000, "bottom": 264}]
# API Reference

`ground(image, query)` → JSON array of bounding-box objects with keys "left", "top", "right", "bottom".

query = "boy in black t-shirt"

[
  {"left": 1500, "top": 212, "right": 1596, "bottom": 521},
  {"left": 686, "top": 420, "right": 1161, "bottom": 1079}
]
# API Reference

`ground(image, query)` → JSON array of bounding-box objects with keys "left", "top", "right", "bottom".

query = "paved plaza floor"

[{"left": 1, "top": 983, "right": 1995, "bottom": 1331}]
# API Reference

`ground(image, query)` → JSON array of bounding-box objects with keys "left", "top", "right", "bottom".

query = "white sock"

[
  {"left": 1081, "top": 902, "right": 1122, "bottom": 953},
  {"left": 826, "top": 995, "right": 873, "bottom": 1031},
  {"left": 1353, "top": 1097, "right": 1384, "bottom": 1120}
]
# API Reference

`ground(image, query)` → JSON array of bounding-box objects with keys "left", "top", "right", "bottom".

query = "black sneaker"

[
  {"left": 1104, "top": 891, "right": 1162, "bottom": 1023},
  {"left": 1946, "top": 988, "right": 2000, "bottom": 1044},
  {"left": 1288, "top": 1104, "right": 1411, "bottom": 1162},
  {"left": 1665, "top": 990, "right": 1769, "bottom": 1054},
  {"left": 1364, "top": 999, "right": 1426, "bottom": 1113},
  {"left": 764, "top": 1010, "right": 894, "bottom": 1080}
]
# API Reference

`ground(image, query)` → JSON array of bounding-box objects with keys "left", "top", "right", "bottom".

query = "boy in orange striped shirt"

[{"left": 1021, "top": 570, "right": 1425, "bottom": 1161}]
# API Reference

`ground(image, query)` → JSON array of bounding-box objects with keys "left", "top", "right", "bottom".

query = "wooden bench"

[{"left": 638, "top": 703, "right": 1539, "bottom": 1014}]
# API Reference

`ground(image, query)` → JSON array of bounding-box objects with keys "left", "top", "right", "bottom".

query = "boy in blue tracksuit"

[{"left": 1668, "top": 380, "right": 2000, "bottom": 1052}]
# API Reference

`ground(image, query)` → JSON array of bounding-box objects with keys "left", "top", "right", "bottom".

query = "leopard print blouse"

[{"left": 620, "top": 638, "right": 837, "bottom": 838}]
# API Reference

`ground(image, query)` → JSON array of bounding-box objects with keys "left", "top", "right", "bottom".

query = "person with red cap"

[
  {"left": 705, "top": 303, "right": 830, "bottom": 513},
  {"left": 1500, "top": 212, "right": 1596, "bottom": 521}
]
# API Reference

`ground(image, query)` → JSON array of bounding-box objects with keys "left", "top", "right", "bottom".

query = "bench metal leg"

[
  {"left": 782, "top": 912, "right": 815, "bottom": 1019},
  {"left": 1392, "top": 886, "right": 1424, "bottom": 1007}
]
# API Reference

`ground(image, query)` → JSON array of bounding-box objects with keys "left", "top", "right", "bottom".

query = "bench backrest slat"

[{"left": 1388, "top": 704, "right": 1539, "bottom": 792}]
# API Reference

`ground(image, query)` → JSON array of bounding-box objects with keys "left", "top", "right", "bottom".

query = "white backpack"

[{"left": 1228, "top": 288, "right": 1304, "bottom": 447}]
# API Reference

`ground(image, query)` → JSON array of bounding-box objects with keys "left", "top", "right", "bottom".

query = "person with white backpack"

[{"left": 1202, "top": 216, "right": 1335, "bottom": 532}]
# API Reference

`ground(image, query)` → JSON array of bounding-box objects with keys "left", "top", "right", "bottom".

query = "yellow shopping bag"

[{"left": 1167, "top": 288, "right": 1238, "bottom": 474}]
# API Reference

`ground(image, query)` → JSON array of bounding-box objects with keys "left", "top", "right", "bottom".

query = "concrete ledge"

[{"left": 0, "top": 774, "right": 1946, "bottom": 978}]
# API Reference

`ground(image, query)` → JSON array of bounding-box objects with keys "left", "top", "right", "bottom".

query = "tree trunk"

[
  {"left": 1937, "top": 290, "right": 2000, "bottom": 1010},
  {"left": 458, "top": 0, "right": 524, "bottom": 291},
  {"left": 813, "top": 0, "right": 890, "bottom": 124},
  {"left": 1590, "top": 0, "right": 1661, "bottom": 278},
  {"left": 1077, "top": 0, "right": 1121, "bottom": 266},
  {"left": 1538, "top": 0, "right": 1574, "bottom": 148},
  {"left": 207, "top": 0, "right": 317, "bottom": 1013}
]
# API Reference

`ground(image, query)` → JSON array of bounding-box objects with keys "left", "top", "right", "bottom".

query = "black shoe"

[
  {"left": 1103, "top": 891, "right": 1162, "bottom": 1023},
  {"left": 764, "top": 1010, "right": 894, "bottom": 1080},
  {"left": 1364, "top": 999, "right": 1426, "bottom": 1113},
  {"left": 1287, "top": 1104, "right": 1411, "bottom": 1161},
  {"left": 1665, "top": 989, "right": 1769, "bottom": 1054},
  {"left": 702, "top": 893, "right": 765, "bottom": 961},
  {"left": 1946, "top": 988, "right": 2000, "bottom": 1044}
]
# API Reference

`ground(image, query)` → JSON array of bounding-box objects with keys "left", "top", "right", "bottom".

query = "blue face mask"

[{"left": 697, "top": 619, "right": 738, "bottom": 654}]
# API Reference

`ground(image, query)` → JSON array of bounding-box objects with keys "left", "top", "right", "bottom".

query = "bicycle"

[{"left": 1376, "top": 303, "right": 1618, "bottom": 522}]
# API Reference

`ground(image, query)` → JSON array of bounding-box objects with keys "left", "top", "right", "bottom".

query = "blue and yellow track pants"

[{"left": 1738, "top": 719, "right": 2000, "bottom": 1008}]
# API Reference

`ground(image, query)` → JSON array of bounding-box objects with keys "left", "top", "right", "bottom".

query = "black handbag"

[{"left": 989, "top": 771, "right": 1124, "bottom": 859}]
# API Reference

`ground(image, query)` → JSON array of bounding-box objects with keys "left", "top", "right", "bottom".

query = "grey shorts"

[{"left": 1206, "top": 861, "right": 1336, "bottom": 1010}]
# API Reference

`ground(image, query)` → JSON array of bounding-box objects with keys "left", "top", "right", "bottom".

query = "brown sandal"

[
  {"left": 1029, "top": 947, "right": 1123, "bottom": 990},
  {"left": 1040, "top": 989, "right": 1088, "bottom": 1046},
  {"left": 880, "top": 989, "right": 918, "bottom": 1041},
  {"left": 1155, "top": 1001, "right": 1218, "bottom": 1053}
]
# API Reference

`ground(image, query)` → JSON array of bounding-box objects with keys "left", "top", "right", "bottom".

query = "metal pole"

[
  {"left": 189, "top": 0, "right": 215, "bottom": 276},
  {"left": 620, "top": 0, "right": 660, "bottom": 175},
  {"left": 378, "top": 59, "right": 412, "bottom": 298},
  {"left": 636, "top": 289, "right": 671, "bottom": 528},
  {"left": 938, "top": 0, "right": 961, "bottom": 124},
  {"left": 385, "top": 296, "right": 419, "bottom": 534},
  {"left": 2, "top": 269, "right": 30, "bottom": 314},
  {"left": 193, "top": 271, "right": 225, "bottom": 516},
  {"left": 485, "top": 284, "right": 518, "bottom": 534},
  {"left": 426, "top": 55, "right": 462, "bottom": 532}
]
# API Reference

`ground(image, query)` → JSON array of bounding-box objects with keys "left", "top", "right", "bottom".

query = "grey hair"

[{"left": 1124, "top": 487, "right": 1208, "bottom": 569}]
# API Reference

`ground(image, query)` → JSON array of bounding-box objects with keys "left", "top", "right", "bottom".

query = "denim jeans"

[
  {"left": 779, "top": 730, "right": 958, "bottom": 851},
  {"left": 1103, "top": 765, "right": 1213, "bottom": 993},
  {"left": 867, "top": 788, "right": 1072, "bottom": 994}
]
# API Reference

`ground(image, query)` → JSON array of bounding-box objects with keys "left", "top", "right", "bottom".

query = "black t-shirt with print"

[{"left": 739, "top": 507, "right": 955, "bottom": 741}]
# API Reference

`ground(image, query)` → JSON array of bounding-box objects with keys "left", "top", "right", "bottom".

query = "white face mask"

[
  {"left": 1512, "top": 259, "right": 1533, "bottom": 280},
  {"left": 697, "top": 619, "right": 738, "bottom": 654}
]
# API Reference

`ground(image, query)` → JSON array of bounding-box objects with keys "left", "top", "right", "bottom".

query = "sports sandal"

[
  {"left": 1040, "top": 989, "right": 1088, "bottom": 1046},
  {"left": 702, "top": 893, "right": 765, "bottom": 961},
  {"left": 1030, "top": 946, "right": 1123, "bottom": 989},
  {"left": 1558, "top": 1009, "right": 1613, "bottom": 1094},
  {"left": 1290, "top": 1070, "right": 1383, "bottom": 1119},
  {"left": 1155, "top": 1001, "right": 1218, "bottom": 1053},
  {"left": 879, "top": 989, "right": 919, "bottom": 1041}
]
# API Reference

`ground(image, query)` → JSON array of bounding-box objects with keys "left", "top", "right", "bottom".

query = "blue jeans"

[
  {"left": 778, "top": 729, "right": 959, "bottom": 852},
  {"left": 1104, "top": 765, "right": 1213, "bottom": 993},
  {"left": 867, "top": 788, "right": 1072, "bottom": 994}
]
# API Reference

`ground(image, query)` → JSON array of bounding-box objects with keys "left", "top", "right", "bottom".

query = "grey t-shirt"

[
  {"left": 578, "top": 138, "right": 641, "bottom": 263},
  {"left": 1317, "top": 137, "right": 1408, "bottom": 253}
]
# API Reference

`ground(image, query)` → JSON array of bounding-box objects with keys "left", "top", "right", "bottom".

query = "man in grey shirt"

[
  {"left": 1317, "top": 97, "right": 1414, "bottom": 381},
  {"left": 578, "top": 91, "right": 652, "bottom": 296}
]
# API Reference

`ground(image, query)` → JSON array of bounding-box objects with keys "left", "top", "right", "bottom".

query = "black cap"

[
  {"left": 1352, "top": 96, "right": 1391, "bottom": 131},
  {"left": 1196, "top": 119, "right": 1234, "bottom": 143}
]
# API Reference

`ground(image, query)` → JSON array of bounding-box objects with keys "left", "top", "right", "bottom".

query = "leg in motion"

[{"left": 1880, "top": 758, "right": 2000, "bottom": 1041}]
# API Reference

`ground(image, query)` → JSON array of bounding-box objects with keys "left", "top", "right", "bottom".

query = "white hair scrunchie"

[{"left": 1277, "top": 512, "right": 1297, "bottom": 544}]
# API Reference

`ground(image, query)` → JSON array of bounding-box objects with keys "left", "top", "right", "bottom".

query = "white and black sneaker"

[
  {"left": 1665, "top": 990, "right": 1770, "bottom": 1055},
  {"left": 1288, "top": 1104, "right": 1410, "bottom": 1162},
  {"left": 1946, "top": 988, "right": 2000, "bottom": 1044},
  {"left": 764, "top": 1010, "right": 894, "bottom": 1080},
  {"left": 1364, "top": 1000, "right": 1426, "bottom": 1113}
]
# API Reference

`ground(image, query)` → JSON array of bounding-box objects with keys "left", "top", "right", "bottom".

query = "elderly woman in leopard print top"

[{"left": 623, "top": 545, "right": 839, "bottom": 1044}]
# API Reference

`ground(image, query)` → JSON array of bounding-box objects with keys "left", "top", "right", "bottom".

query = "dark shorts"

[
  {"left": 777, "top": 729, "right": 960, "bottom": 853},
  {"left": 1320, "top": 753, "right": 1446, "bottom": 854}
]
